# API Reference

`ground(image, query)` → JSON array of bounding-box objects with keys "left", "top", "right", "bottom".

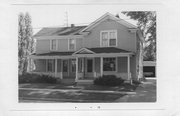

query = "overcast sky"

[{"left": 15, "top": 4, "right": 138, "bottom": 34}]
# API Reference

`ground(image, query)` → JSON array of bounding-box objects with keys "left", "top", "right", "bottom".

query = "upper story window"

[
  {"left": 69, "top": 38, "right": 76, "bottom": 50},
  {"left": 100, "top": 30, "right": 117, "bottom": 47},
  {"left": 50, "top": 39, "right": 57, "bottom": 51}
]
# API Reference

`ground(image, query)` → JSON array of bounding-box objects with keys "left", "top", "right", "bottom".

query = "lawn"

[
  {"left": 19, "top": 89, "right": 126, "bottom": 102},
  {"left": 19, "top": 82, "right": 138, "bottom": 92}
]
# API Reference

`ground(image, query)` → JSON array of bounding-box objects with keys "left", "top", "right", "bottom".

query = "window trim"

[
  {"left": 100, "top": 30, "right": 117, "bottom": 47},
  {"left": 50, "top": 39, "right": 58, "bottom": 51},
  {"left": 103, "top": 57, "right": 117, "bottom": 72},
  {"left": 68, "top": 38, "right": 76, "bottom": 51}
]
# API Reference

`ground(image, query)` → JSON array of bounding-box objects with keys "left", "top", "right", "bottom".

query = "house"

[{"left": 28, "top": 12, "right": 144, "bottom": 84}]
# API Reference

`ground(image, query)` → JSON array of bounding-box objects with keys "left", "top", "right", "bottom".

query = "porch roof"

[
  {"left": 32, "top": 51, "right": 74, "bottom": 56},
  {"left": 88, "top": 47, "right": 131, "bottom": 53}
]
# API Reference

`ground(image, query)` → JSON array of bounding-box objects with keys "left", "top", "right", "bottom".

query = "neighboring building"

[
  {"left": 28, "top": 12, "right": 144, "bottom": 84},
  {"left": 143, "top": 61, "right": 156, "bottom": 78}
]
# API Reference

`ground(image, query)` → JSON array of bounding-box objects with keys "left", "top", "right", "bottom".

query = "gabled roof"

[
  {"left": 34, "top": 12, "right": 137, "bottom": 37},
  {"left": 34, "top": 26, "right": 87, "bottom": 37},
  {"left": 80, "top": 12, "right": 137, "bottom": 33}
]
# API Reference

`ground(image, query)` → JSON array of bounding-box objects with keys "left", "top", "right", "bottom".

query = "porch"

[{"left": 28, "top": 47, "right": 134, "bottom": 84}]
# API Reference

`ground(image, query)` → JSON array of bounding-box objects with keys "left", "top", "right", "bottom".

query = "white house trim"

[{"left": 72, "top": 47, "right": 95, "bottom": 55}]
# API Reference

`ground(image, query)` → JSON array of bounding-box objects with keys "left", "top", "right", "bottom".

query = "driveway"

[{"left": 116, "top": 79, "right": 156, "bottom": 102}]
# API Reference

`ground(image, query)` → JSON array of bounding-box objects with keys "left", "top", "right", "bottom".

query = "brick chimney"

[{"left": 71, "top": 24, "right": 75, "bottom": 28}]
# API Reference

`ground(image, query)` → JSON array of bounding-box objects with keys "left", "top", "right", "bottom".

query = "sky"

[{"left": 15, "top": 4, "right": 138, "bottom": 34}]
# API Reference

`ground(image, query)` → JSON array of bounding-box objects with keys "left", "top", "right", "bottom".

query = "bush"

[
  {"left": 132, "top": 79, "right": 141, "bottom": 85},
  {"left": 94, "top": 75, "right": 124, "bottom": 86},
  {"left": 18, "top": 73, "right": 58, "bottom": 84}
]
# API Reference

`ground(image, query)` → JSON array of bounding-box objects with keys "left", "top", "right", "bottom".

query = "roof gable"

[{"left": 80, "top": 12, "right": 137, "bottom": 33}]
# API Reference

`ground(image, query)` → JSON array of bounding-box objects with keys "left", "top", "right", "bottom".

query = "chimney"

[{"left": 71, "top": 24, "right": 75, "bottom": 28}]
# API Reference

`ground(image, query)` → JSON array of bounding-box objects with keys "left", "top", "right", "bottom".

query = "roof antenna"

[{"left": 64, "top": 11, "right": 68, "bottom": 27}]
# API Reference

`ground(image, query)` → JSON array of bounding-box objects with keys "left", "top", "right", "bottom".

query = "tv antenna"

[{"left": 64, "top": 11, "right": 68, "bottom": 27}]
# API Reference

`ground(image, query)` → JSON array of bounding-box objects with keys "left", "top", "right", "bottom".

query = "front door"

[
  {"left": 69, "top": 59, "right": 76, "bottom": 78},
  {"left": 86, "top": 58, "right": 93, "bottom": 78}
]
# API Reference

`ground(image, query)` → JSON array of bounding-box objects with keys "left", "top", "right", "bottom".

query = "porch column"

[
  {"left": 55, "top": 59, "right": 57, "bottom": 77},
  {"left": 60, "top": 59, "right": 63, "bottom": 79},
  {"left": 100, "top": 57, "right": 103, "bottom": 76},
  {"left": 127, "top": 55, "right": 130, "bottom": 80},
  {"left": 75, "top": 57, "right": 78, "bottom": 82}
]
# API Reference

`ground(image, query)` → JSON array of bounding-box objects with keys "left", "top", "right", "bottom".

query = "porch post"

[
  {"left": 100, "top": 57, "right": 103, "bottom": 76},
  {"left": 60, "top": 59, "right": 63, "bottom": 79},
  {"left": 127, "top": 55, "right": 130, "bottom": 80},
  {"left": 75, "top": 57, "right": 78, "bottom": 82},
  {"left": 55, "top": 59, "right": 57, "bottom": 77}
]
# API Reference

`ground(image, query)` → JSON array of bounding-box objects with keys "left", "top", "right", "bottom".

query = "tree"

[
  {"left": 18, "top": 12, "right": 34, "bottom": 74},
  {"left": 122, "top": 11, "right": 156, "bottom": 61}
]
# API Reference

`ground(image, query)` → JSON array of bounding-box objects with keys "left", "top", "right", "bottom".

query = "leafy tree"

[
  {"left": 122, "top": 11, "right": 156, "bottom": 61},
  {"left": 18, "top": 12, "right": 34, "bottom": 74}
]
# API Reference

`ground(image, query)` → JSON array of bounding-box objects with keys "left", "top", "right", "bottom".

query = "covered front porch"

[{"left": 28, "top": 47, "right": 134, "bottom": 84}]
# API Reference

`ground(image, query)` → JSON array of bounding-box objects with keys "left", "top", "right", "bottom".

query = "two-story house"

[{"left": 29, "top": 12, "right": 144, "bottom": 84}]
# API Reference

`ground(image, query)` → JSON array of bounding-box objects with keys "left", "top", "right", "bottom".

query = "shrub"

[
  {"left": 18, "top": 73, "right": 58, "bottom": 84},
  {"left": 132, "top": 79, "right": 141, "bottom": 85},
  {"left": 94, "top": 75, "right": 124, "bottom": 86}
]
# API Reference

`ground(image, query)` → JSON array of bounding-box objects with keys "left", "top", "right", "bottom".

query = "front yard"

[{"left": 19, "top": 79, "right": 156, "bottom": 102}]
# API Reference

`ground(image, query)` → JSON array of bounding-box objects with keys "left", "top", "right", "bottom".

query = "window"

[
  {"left": 50, "top": 39, "right": 57, "bottom": 51},
  {"left": 71, "top": 59, "right": 76, "bottom": 72},
  {"left": 101, "top": 32, "right": 108, "bottom": 47},
  {"left": 101, "top": 30, "right": 117, "bottom": 47},
  {"left": 109, "top": 32, "right": 116, "bottom": 46},
  {"left": 103, "top": 58, "right": 116, "bottom": 71},
  {"left": 69, "top": 38, "right": 76, "bottom": 50},
  {"left": 47, "top": 59, "right": 55, "bottom": 72},
  {"left": 63, "top": 60, "right": 68, "bottom": 72}
]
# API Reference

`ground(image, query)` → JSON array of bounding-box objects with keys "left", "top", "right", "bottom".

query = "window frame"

[
  {"left": 100, "top": 30, "right": 117, "bottom": 47},
  {"left": 68, "top": 38, "right": 76, "bottom": 51},
  {"left": 46, "top": 59, "right": 55, "bottom": 72},
  {"left": 50, "top": 39, "right": 58, "bottom": 51},
  {"left": 103, "top": 57, "right": 117, "bottom": 72}
]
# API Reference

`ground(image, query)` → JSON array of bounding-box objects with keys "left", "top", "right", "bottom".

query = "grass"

[
  {"left": 19, "top": 82, "right": 138, "bottom": 92},
  {"left": 19, "top": 89, "right": 126, "bottom": 102}
]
